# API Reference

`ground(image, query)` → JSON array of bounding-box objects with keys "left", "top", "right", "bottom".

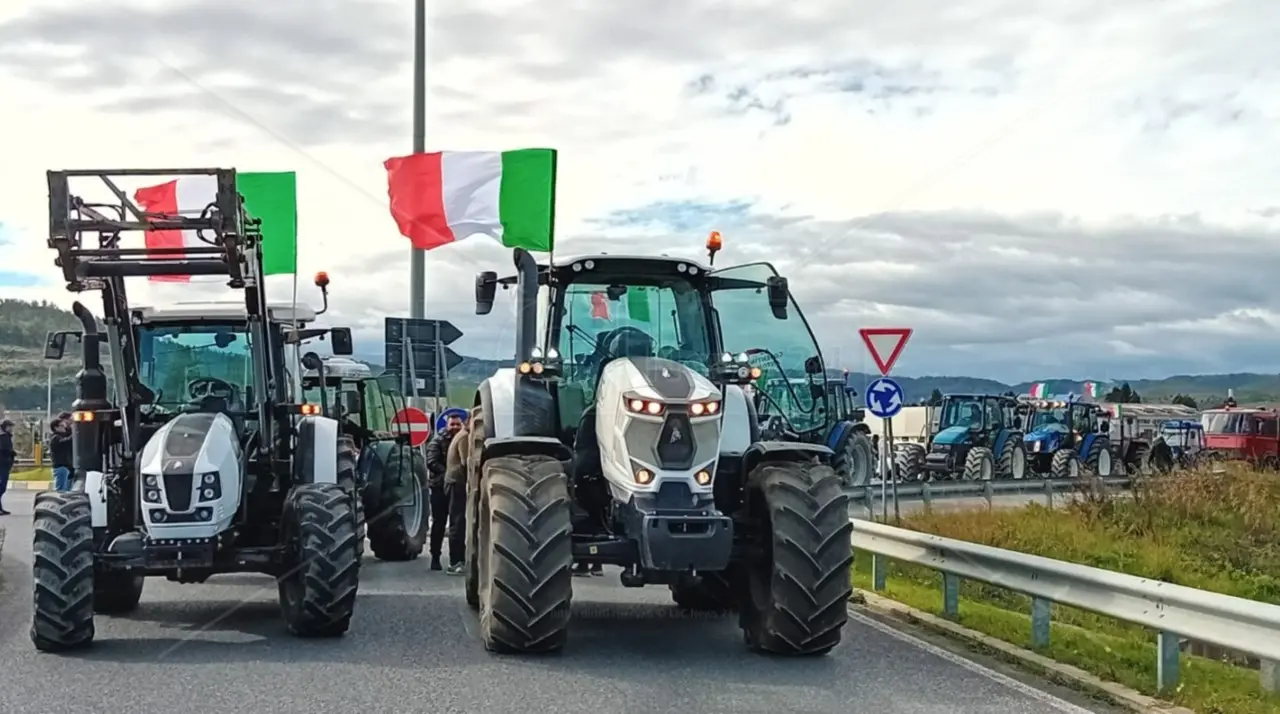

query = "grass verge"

[
  {"left": 9, "top": 466, "right": 51, "bottom": 481},
  {"left": 852, "top": 466, "right": 1280, "bottom": 714}
]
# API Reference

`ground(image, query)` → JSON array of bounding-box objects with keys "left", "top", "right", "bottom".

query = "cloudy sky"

[{"left": 1, "top": 0, "right": 1277, "bottom": 382}]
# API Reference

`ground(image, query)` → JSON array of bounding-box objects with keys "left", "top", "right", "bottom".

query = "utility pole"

[{"left": 409, "top": 0, "right": 426, "bottom": 320}]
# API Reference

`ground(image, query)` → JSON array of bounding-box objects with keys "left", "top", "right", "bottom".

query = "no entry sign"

[{"left": 392, "top": 406, "right": 432, "bottom": 447}]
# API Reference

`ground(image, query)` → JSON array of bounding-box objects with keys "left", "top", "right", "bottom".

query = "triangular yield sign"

[{"left": 859, "top": 328, "right": 912, "bottom": 375}]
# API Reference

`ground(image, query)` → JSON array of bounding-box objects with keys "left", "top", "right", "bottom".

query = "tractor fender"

[
  {"left": 826, "top": 419, "right": 852, "bottom": 451},
  {"left": 743, "top": 440, "right": 832, "bottom": 475},
  {"left": 294, "top": 415, "right": 340, "bottom": 485},
  {"left": 720, "top": 384, "right": 757, "bottom": 453},
  {"left": 480, "top": 370, "right": 558, "bottom": 440},
  {"left": 477, "top": 379, "right": 499, "bottom": 440},
  {"left": 1078, "top": 433, "right": 1098, "bottom": 461},
  {"left": 481, "top": 436, "right": 571, "bottom": 465},
  {"left": 851, "top": 422, "right": 872, "bottom": 436}
]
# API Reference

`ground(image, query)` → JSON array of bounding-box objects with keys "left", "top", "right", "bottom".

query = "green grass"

[
  {"left": 853, "top": 468, "right": 1280, "bottom": 714},
  {"left": 10, "top": 466, "right": 51, "bottom": 481}
]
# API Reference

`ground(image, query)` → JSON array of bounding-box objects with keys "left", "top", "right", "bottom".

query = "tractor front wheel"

[
  {"left": 1050, "top": 449, "right": 1081, "bottom": 479},
  {"left": 995, "top": 433, "right": 1026, "bottom": 480},
  {"left": 31, "top": 491, "right": 96, "bottom": 652},
  {"left": 963, "top": 446, "right": 995, "bottom": 481},
  {"left": 278, "top": 483, "right": 361, "bottom": 637}
]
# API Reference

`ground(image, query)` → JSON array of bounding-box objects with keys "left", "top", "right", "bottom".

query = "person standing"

[
  {"left": 443, "top": 414, "right": 471, "bottom": 575},
  {"left": 49, "top": 414, "right": 74, "bottom": 492},
  {"left": 424, "top": 412, "right": 464, "bottom": 571},
  {"left": 0, "top": 419, "right": 14, "bottom": 515}
]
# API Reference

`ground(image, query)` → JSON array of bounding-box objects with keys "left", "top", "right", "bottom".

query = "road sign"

[
  {"left": 859, "top": 328, "right": 912, "bottom": 376},
  {"left": 435, "top": 406, "right": 469, "bottom": 432},
  {"left": 384, "top": 317, "right": 465, "bottom": 398},
  {"left": 865, "top": 377, "right": 905, "bottom": 419},
  {"left": 392, "top": 406, "right": 432, "bottom": 447}
]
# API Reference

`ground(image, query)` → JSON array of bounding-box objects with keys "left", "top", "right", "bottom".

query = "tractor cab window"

[
  {"left": 940, "top": 398, "right": 985, "bottom": 430},
  {"left": 1072, "top": 406, "right": 1094, "bottom": 433},
  {"left": 984, "top": 400, "right": 1002, "bottom": 429},
  {"left": 138, "top": 323, "right": 256, "bottom": 415},
  {"left": 1031, "top": 406, "right": 1070, "bottom": 431},
  {"left": 710, "top": 262, "right": 826, "bottom": 435},
  {"left": 553, "top": 279, "right": 711, "bottom": 430}
]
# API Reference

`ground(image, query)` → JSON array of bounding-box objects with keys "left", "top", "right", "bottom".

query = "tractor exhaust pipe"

[
  {"left": 70, "top": 301, "right": 110, "bottom": 478},
  {"left": 513, "top": 248, "right": 539, "bottom": 362}
]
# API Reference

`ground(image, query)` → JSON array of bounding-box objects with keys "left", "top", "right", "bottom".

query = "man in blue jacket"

[{"left": 0, "top": 419, "right": 14, "bottom": 515}]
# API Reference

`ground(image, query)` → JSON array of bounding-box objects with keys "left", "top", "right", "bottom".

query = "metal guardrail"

[
  {"left": 844, "top": 476, "right": 1134, "bottom": 516},
  {"left": 851, "top": 519, "right": 1280, "bottom": 694}
]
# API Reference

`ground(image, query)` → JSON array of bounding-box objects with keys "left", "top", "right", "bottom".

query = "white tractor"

[
  {"left": 462, "top": 248, "right": 853, "bottom": 655},
  {"left": 32, "top": 168, "right": 362, "bottom": 651}
]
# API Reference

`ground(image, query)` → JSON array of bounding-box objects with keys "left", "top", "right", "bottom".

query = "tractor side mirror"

[
  {"left": 44, "top": 332, "right": 67, "bottom": 361},
  {"left": 766, "top": 276, "right": 789, "bottom": 319},
  {"left": 329, "top": 328, "right": 354, "bottom": 356},
  {"left": 1100, "top": 421, "right": 1110, "bottom": 434},
  {"left": 475, "top": 271, "right": 497, "bottom": 315},
  {"left": 1014, "top": 416, "right": 1023, "bottom": 429},
  {"left": 804, "top": 356, "right": 823, "bottom": 375},
  {"left": 301, "top": 351, "right": 323, "bottom": 371}
]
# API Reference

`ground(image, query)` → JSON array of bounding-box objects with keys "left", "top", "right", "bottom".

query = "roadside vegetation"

[{"left": 851, "top": 466, "right": 1280, "bottom": 714}]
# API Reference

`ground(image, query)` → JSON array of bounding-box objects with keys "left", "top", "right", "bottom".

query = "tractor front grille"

[{"left": 162, "top": 473, "right": 194, "bottom": 512}]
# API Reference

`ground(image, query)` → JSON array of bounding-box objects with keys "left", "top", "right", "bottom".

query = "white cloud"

[{"left": 0, "top": 0, "right": 1277, "bottom": 382}]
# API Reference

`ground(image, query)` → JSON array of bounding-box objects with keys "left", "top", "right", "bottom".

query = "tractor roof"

[
  {"left": 131, "top": 301, "right": 318, "bottom": 323},
  {"left": 302, "top": 356, "right": 371, "bottom": 380}
]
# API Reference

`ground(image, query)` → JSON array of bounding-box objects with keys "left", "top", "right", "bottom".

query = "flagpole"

[{"left": 409, "top": 0, "right": 427, "bottom": 321}]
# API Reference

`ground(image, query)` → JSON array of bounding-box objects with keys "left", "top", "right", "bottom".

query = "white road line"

[{"left": 849, "top": 610, "right": 1099, "bottom": 713}]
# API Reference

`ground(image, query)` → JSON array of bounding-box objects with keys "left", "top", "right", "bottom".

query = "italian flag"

[
  {"left": 589, "top": 289, "right": 652, "bottom": 322},
  {"left": 133, "top": 172, "right": 297, "bottom": 282},
  {"left": 1028, "top": 382, "right": 1047, "bottom": 398},
  {"left": 1082, "top": 381, "right": 1102, "bottom": 398},
  {"left": 383, "top": 149, "right": 556, "bottom": 252}
]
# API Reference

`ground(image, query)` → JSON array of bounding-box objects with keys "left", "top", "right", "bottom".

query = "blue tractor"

[
  {"left": 1158, "top": 419, "right": 1204, "bottom": 469},
  {"left": 895, "top": 393, "right": 1026, "bottom": 481},
  {"left": 1021, "top": 397, "right": 1114, "bottom": 478}
]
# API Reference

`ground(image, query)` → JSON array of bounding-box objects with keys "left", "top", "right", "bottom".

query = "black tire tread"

[
  {"left": 465, "top": 409, "right": 486, "bottom": 612},
  {"left": 995, "top": 432, "right": 1024, "bottom": 480},
  {"left": 281, "top": 483, "right": 361, "bottom": 637},
  {"left": 31, "top": 490, "right": 96, "bottom": 651},
  {"left": 831, "top": 428, "right": 873, "bottom": 487},
  {"left": 741, "top": 460, "right": 852, "bottom": 656},
  {"left": 1050, "top": 448, "right": 1080, "bottom": 479},
  {"left": 1085, "top": 436, "right": 1111, "bottom": 476},
  {"left": 894, "top": 444, "right": 925, "bottom": 482},
  {"left": 367, "top": 444, "right": 428, "bottom": 562},
  {"left": 963, "top": 446, "right": 994, "bottom": 481},
  {"left": 94, "top": 571, "right": 144, "bottom": 615},
  {"left": 478, "top": 454, "right": 573, "bottom": 653}
]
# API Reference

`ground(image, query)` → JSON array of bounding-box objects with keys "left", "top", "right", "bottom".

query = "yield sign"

[
  {"left": 392, "top": 407, "right": 432, "bottom": 448},
  {"left": 859, "top": 328, "right": 912, "bottom": 376}
]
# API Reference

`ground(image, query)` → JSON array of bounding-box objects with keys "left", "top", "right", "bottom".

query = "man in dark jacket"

[
  {"left": 0, "top": 419, "right": 14, "bottom": 515},
  {"left": 49, "top": 414, "right": 74, "bottom": 492},
  {"left": 423, "top": 412, "right": 464, "bottom": 571}
]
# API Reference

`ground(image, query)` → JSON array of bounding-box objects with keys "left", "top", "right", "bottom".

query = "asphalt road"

[{"left": 0, "top": 491, "right": 1121, "bottom": 714}]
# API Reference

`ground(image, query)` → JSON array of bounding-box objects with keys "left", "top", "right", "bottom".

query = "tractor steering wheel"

[{"left": 187, "top": 377, "right": 237, "bottom": 403}]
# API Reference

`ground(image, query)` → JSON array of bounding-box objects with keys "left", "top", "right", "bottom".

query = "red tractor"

[{"left": 1200, "top": 406, "right": 1280, "bottom": 468}]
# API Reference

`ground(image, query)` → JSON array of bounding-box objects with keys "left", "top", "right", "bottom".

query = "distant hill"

[{"left": 1, "top": 298, "right": 1274, "bottom": 411}]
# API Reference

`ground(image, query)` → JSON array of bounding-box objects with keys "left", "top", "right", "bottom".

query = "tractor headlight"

[
  {"left": 689, "top": 400, "right": 720, "bottom": 416},
  {"left": 625, "top": 397, "right": 665, "bottom": 416},
  {"left": 144, "top": 489, "right": 160, "bottom": 503},
  {"left": 694, "top": 469, "right": 712, "bottom": 486},
  {"left": 144, "top": 475, "right": 158, "bottom": 488},
  {"left": 202, "top": 473, "right": 216, "bottom": 485}
]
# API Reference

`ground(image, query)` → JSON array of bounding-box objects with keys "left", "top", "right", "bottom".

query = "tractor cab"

[
  {"left": 1020, "top": 397, "right": 1113, "bottom": 477},
  {"left": 299, "top": 356, "right": 398, "bottom": 446}
]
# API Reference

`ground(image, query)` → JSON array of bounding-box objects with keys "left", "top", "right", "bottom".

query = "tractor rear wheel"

[
  {"left": 476, "top": 454, "right": 573, "bottom": 653},
  {"left": 995, "top": 432, "right": 1026, "bottom": 480},
  {"left": 740, "top": 460, "right": 852, "bottom": 656},
  {"left": 278, "top": 483, "right": 361, "bottom": 637},
  {"left": 367, "top": 443, "right": 429, "bottom": 561},
  {"left": 894, "top": 443, "right": 926, "bottom": 481},
  {"left": 1051, "top": 448, "right": 1081, "bottom": 479},
  {"left": 963, "top": 446, "right": 995, "bottom": 480},
  {"left": 31, "top": 491, "right": 96, "bottom": 652},
  {"left": 465, "top": 408, "right": 487, "bottom": 612},
  {"left": 1085, "top": 437, "right": 1113, "bottom": 476},
  {"left": 831, "top": 426, "right": 873, "bottom": 487}
]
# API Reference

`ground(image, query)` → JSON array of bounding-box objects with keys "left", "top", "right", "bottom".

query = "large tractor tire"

[
  {"left": 1085, "top": 436, "right": 1113, "bottom": 477},
  {"left": 995, "top": 432, "right": 1026, "bottom": 480},
  {"left": 278, "top": 483, "right": 361, "bottom": 637},
  {"left": 476, "top": 454, "right": 573, "bottom": 653},
  {"left": 831, "top": 426, "right": 874, "bottom": 488},
  {"left": 337, "top": 435, "right": 365, "bottom": 543},
  {"left": 963, "top": 446, "right": 995, "bottom": 481},
  {"left": 670, "top": 570, "right": 737, "bottom": 612},
  {"left": 465, "top": 409, "right": 487, "bottom": 612},
  {"left": 365, "top": 441, "right": 429, "bottom": 562},
  {"left": 31, "top": 491, "right": 96, "bottom": 652},
  {"left": 740, "top": 460, "right": 852, "bottom": 656},
  {"left": 894, "top": 443, "right": 926, "bottom": 482},
  {"left": 1050, "top": 448, "right": 1081, "bottom": 479}
]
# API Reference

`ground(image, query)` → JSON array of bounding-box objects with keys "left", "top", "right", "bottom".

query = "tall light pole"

[{"left": 409, "top": 0, "right": 426, "bottom": 319}]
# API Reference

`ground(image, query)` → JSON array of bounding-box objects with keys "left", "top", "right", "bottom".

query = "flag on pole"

[
  {"left": 1082, "top": 381, "right": 1102, "bottom": 398},
  {"left": 1028, "top": 382, "right": 1047, "bottom": 398},
  {"left": 383, "top": 149, "right": 556, "bottom": 252},
  {"left": 589, "top": 292, "right": 609, "bottom": 319},
  {"left": 134, "top": 172, "right": 298, "bottom": 282},
  {"left": 587, "top": 289, "right": 652, "bottom": 323}
]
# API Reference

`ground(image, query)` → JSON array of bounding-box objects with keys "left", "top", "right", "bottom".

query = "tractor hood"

[
  {"left": 1024, "top": 423, "right": 1069, "bottom": 444},
  {"left": 138, "top": 412, "right": 239, "bottom": 477},
  {"left": 608, "top": 356, "right": 721, "bottom": 403},
  {"left": 932, "top": 425, "right": 972, "bottom": 446}
]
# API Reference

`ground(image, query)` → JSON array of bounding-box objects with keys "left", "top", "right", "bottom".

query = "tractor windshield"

[
  {"left": 138, "top": 323, "right": 255, "bottom": 410},
  {"left": 939, "top": 398, "right": 986, "bottom": 430},
  {"left": 710, "top": 262, "right": 826, "bottom": 435},
  {"left": 1030, "top": 407, "right": 1071, "bottom": 431},
  {"left": 554, "top": 278, "right": 712, "bottom": 430}
]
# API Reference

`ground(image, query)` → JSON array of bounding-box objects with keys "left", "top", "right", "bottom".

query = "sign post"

[
  {"left": 860, "top": 328, "right": 913, "bottom": 522},
  {"left": 385, "top": 317, "right": 464, "bottom": 413},
  {"left": 392, "top": 406, "right": 433, "bottom": 448}
]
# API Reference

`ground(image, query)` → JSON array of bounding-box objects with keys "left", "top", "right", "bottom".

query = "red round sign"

[{"left": 392, "top": 407, "right": 432, "bottom": 447}]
